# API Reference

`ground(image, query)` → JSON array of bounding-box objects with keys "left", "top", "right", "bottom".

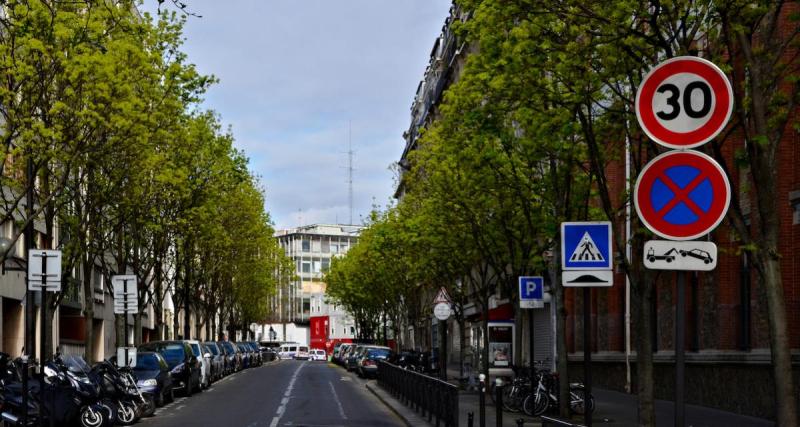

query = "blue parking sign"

[{"left": 519, "top": 276, "right": 544, "bottom": 309}]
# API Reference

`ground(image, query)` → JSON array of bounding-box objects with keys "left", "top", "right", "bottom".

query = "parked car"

[
  {"left": 203, "top": 342, "right": 225, "bottom": 381},
  {"left": 357, "top": 346, "right": 392, "bottom": 378},
  {"left": 138, "top": 340, "right": 201, "bottom": 396},
  {"left": 294, "top": 346, "right": 310, "bottom": 360},
  {"left": 219, "top": 341, "right": 240, "bottom": 373},
  {"left": 187, "top": 339, "right": 211, "bottom": 389},
  {"left": 247, "top": 342, "right": 262, "bottom": 366},
  {"left": 237, "top": 343, "right": 252, "bottom": 368},
  {"left": 345, "top": 345, "right": 366, "bottom": 371},
  {"left": 334, "top": 343, "right": 352, "bottom": 365},
  {"left": 131, "top": 351, "right": 174, "bottom": 406},
  {"left": 310, "top": 349, "right": 326, "bottom": 361}
]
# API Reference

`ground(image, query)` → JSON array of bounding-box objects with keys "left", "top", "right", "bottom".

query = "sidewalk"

[{"left": 366, "top": 365, "right": 776, "bottom": 427}]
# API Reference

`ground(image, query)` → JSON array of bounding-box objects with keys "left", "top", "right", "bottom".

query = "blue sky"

[{"left": 144, "top": 1, "right": 452, "bottom": 230}]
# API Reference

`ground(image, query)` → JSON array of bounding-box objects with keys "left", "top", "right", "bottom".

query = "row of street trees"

[
  {"left": 326, "top": 1, "right": 799, "bottom": 425},
  {"left": 0, "top": 1, "right": 292, "bottom": 362}
]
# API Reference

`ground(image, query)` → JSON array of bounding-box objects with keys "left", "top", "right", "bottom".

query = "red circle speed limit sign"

[{"left": 635, "top": 56, "right": 733, "bottom": 149}]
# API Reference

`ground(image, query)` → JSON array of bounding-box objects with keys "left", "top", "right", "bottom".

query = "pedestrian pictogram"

[
  {"left": 569, "top": 232, "right": 605, "bottom": 262},
  {"left": 561, "top": 222, "right": 612, "bottom": 270},
  {"left": 636, "top": 56, "right": 733, "bottom": 149},
  {"left": 635, "top": 150, "right": 730, "bottom": 240}
]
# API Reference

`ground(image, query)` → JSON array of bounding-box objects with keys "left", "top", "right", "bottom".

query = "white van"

[
  {"left": 294, "top": 346, "right": 310, "bottom": 360},
  {"left": 278, "top": 343, "right": 299, "bottom": 360}
]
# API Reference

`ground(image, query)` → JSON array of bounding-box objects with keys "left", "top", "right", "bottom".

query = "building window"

[
  {"left": 301, "top": 262, "right": 311, "bottom": 273},
  {"left": 330, "top": 243, "right": 339, "bottom": 254},
  {"left": 313, "top": 260, "right": 321, "bottom": 273},
  {"left": 312, "top": 239, "right": 321, "bottom": 253},
  {"left": 302, "top": 239, "right": 310, "bottom": 252},
  {"left": 321, "top": 259, "right": 330, "bottom": 272}
]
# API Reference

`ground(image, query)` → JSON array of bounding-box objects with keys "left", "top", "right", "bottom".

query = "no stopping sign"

[{"left": 635, "top": 56, "right": 733, "bottom": 149}]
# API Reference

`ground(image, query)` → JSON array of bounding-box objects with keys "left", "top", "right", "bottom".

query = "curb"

[{"left": 365, "top": 381, "right": 431, "bottom": 427}]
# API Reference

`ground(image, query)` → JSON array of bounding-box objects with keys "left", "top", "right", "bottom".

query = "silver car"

[{"left": 187, "top": 339, "right": 212, "bottom": 389}]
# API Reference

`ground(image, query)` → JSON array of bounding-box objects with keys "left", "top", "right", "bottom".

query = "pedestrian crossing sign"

[{"left": 561, "top": 222, "right": 613, "bottom": 270}]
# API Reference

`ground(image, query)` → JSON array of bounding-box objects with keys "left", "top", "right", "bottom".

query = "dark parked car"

[
  {"left": 237, "top": 343, "right": 251, "bottom": 369},
  {"left": 219, "top": 341, "right": 241, "bottom": 373},
  {"left": 247, "top": 342, "right": 262, "bottom": 366},
  {"left": 357, "top": 346, "right": 392, "bottom": 378},
  {"left": 345, "top": 345, "right": 366, "bottom": 371},
  {"left": 138, "top": 340, "right": 201, "bottom": 396},
  {"left": 203, "top": 342, "right": 225, "bottom": 381},
  {"left": 132, "top": 351, "right": 174, "bottom": 406}
]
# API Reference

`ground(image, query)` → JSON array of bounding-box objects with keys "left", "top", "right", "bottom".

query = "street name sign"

[
  {"left": 519, "top": 276, "right": 544, "bottom": 309},
  {"left": 643, "top": 240, "right": 717, "bottom": 271},
  {"left": 635, "top": 56, "right": 733, "bottom": 149},
  {"left": 561, "top": 222, "right": 613, "bottom": 287},
  {"left": 634, "top": 150, "right": 730, "bottom": 241},
  {"left": 27, "top": 250, "right": 62, "bottom": 291}
]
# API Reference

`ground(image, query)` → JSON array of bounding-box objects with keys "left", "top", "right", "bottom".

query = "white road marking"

[
  {"left": 328, "top": 381, "right": 347, "bottom": 420},
  {"left": 269, "top": 362, "right": 306, "bottom": 427}
]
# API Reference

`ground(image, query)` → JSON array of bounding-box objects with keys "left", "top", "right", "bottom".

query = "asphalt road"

[{"left": 141, "top": 359, "right": 405, "bottom": 427}]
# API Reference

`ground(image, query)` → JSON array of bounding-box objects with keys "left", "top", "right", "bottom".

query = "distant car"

[
  {"left": 278, "top": 343, "right": 299, "bottom": 360},
  {"left": 237, "top": 343, "right": 252, "bottom": 368},
  {"left": 138, "top": 340, "right": 201, "bottom": 397},
  {"left": 187, "top": 339, "right": 211, "bottom": 389},
  {"left": 132, "top": 351, "right": 174, "bottom": 406},
  {"left": 357, "top": 346, "right": 392, "bottom": 378},
  {"left": 310, "top": 349, "right": 326, "bottom": 361},
  {"left": 219, "top": 341, "right": 240, "bottom": 373},
  {"left": 334, "top": 343, "right": 352, "bottom": 365},
  {"left": 294, "top": 346, "right": 310, "bottom": 360},
  {"left": 346, "top": 345, "right": 366, "bottom": 371},
  {"left": 203, "top": 342, "right": 225, "bottom": 381}
]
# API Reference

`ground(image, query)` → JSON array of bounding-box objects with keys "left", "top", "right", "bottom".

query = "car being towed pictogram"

[{"left": 679, "top": 248, "right": 714, "bottom": 264}]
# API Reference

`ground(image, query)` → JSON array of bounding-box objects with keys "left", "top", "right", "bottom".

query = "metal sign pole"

[
  {"left": 39, "top": 254, "right": 47, "bottom": 427},
  {"left": 584, "top": 287, "right": 592, "bottom": 427},
  {"left": 675, "top": 271, "right": 686, "bottom": 426},
  {"left": 124, "top": 278, "right": 129, "bottom": 367},
  {"left": 528, "top": 308, "right": 534, "bottom": 386}
]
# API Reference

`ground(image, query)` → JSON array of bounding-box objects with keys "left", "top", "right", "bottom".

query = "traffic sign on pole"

[
  {"left": 634, "top": 150, "right": 730, "bottom": 240},
  {"left": 644, "top": 240, "right": 717, "bottom": 271},
  {"left": 635, "top": 56, "right": 733, "bottom": 149},
  {"left": 519, "top": 276, "right": 544, "bottom": 309},
  {"left": 27, "top": 250, "right": 61, "bottom": 291}
]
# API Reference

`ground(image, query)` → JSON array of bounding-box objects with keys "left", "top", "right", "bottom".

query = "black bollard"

[
  {"left": 517, "top": 418, "right": 525, "bottom": 427},
  {"left": 495, "top": 381, "right": 503, "bottom": 427},
  {"left": 468, "top": 412, "right": 474, "bottom": 427},
  {"left": 479, "top": 376, "right": 486, "bottom": 427}
]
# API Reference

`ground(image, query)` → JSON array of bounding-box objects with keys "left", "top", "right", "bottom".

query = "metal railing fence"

[{"left": 377, "top": 360, "right": 459, "bottom": 427}]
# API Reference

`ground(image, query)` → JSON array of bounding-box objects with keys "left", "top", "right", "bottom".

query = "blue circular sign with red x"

[{"left": 635, "top": 151, "right": 730, "bottom": 240}]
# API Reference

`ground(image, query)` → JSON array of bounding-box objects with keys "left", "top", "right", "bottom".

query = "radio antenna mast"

[{"left": 347, "top": 121, "right": 354, "bottom": 225}]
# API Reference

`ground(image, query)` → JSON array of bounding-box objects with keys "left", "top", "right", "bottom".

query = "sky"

[{"left": 142, "top": 0, "right": 452, "bottom": 230}]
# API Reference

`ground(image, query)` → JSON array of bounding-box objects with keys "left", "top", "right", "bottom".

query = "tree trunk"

[
  {"left": 633, "top": 276, "right": 655, "bottom": 427},
  {"left": 82, "top": 259, "right": 95, "bottom": 363},
  {"left": 553, "top": 263, "right": 570, "bottom": 418},
  {"left": 134, "top": 313, "right": 142, "bottom": 345}
]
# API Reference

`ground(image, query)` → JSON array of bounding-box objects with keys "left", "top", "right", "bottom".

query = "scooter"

[
  {"left": 90, "top": 360, "right": 145, "bottom": 425},
  {"left": 0, "top": 352, "right": 111, "bottom": 427}
]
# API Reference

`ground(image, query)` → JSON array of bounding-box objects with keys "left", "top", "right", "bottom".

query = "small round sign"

[
  {"left": 433, "top": 302, "right": 451, "bottom": 321},
  {"left": 635, "top": 56, "right": 733, "bottom": 149},
  {"left": 634, "top": 150, "right": 730, "bottom": 241}
]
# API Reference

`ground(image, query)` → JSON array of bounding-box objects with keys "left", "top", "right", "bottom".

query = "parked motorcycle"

[
  {"left": 0, "top": 352, "right": 112, "bottom": 427},
  {"left": 90, "top": 359, "right": 154, "bottom": 425}
]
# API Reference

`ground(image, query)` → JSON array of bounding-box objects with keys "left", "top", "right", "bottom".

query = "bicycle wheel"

[
  {"left": 523, "top": 388, "right": 549, "bottom": 417},
  {"left": 502, "top": 385, "right": 520, "bottom": 412},
  {"left": 568, "top": 386, "right": 594, "bottom": 415}
]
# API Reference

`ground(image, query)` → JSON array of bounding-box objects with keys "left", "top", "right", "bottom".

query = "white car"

[
  {"left": 186, "top": 340, "right": 211, "bottom": 389},
  {"left": 294, "top": 346, "right": 310, "bottom": 360},
  {"left": 310, "top": 349, "right": 326, "bottom": 361}
]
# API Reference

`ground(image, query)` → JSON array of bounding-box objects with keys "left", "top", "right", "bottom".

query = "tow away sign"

[{"left": 643, "top": 240, "right": 717, "bottom": 271}]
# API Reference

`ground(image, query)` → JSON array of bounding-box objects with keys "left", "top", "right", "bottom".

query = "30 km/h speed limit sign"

[{"left": 636, "top": 56, "right": 733, "bottom": 149}]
